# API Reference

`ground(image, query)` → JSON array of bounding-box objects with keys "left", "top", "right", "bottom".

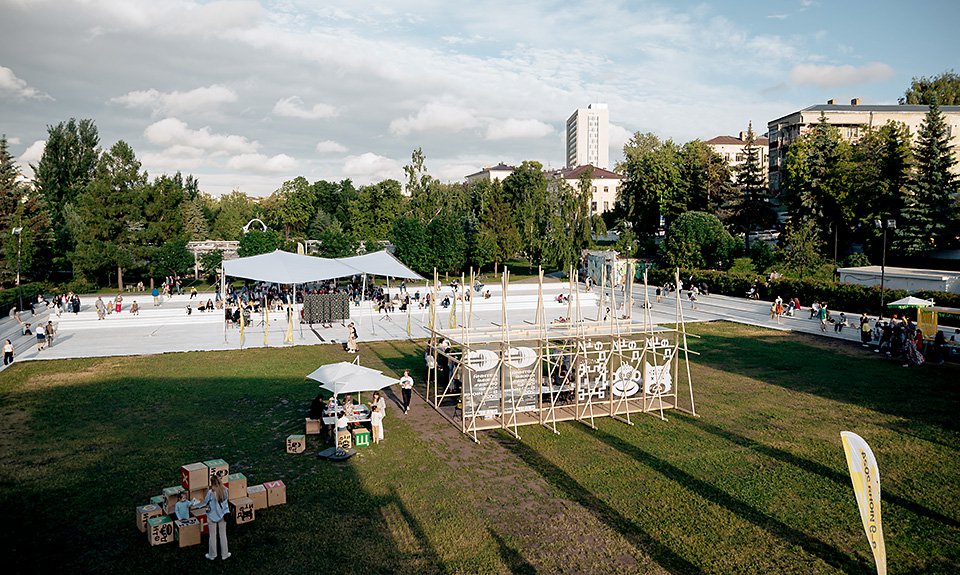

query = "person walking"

[
  {"left": 35, "top": 322, "right": 46, "bottom": 351},
  {"left": 370, "top": 404, "right": 384, "bottom": 444},
  {"left": 152, "top": 286, "right": 160, "bottom": 306},
  {"left": 114, "top": 294, "right": 123, "bottom": 314},
  {"left": 202, "top": 475, "right": 231, "bottom": 560},
  {"left": 399, "top": 369, "right": 414, "bottom": 414},
  {"left": 818, "top": 302, "right": 829, "bottom": 333},
  {"left": 45, "top": 321, "right": 55, "bottom": 347},
  {"left": 95, "top": 296, "right": 106, "bottom": 320},
  {"left": 346, "top": 322, "right": 358, "bottom": 353},
  {"left": 3, "top": 339, "right": 13, "bottom": 365}
]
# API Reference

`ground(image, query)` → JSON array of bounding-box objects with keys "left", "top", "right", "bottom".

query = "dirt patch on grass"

[
  {"left": 400, "top": 391, "right": 669, "bottom": 574},
  {"left": 26, "top": 359, "right": 126, "bottom": 391}
]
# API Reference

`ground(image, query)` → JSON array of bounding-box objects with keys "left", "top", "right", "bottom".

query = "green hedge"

[{"left": 0, "top": 283, "right": 47, "bottom": 317}]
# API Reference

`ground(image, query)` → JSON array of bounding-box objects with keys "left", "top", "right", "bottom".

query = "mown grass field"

[{"left": 0, "top": 322, "right": 957, "bottom": 574}]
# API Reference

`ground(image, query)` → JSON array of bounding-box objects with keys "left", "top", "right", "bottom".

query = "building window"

[
  {"left": 603, "top": 201, "right": 609, "bottom": 211},
  {"left": 591, "top": 186, "right": 597, "bottom": 193},
  {"left": 735, "top": 154, "right": 744, "bottom": 162},
  {"left": 591, "top": 201, "right": 597, "bottom": 212},
  {"left": 603, "top": 186, "right": 609, "bottom": 194}
]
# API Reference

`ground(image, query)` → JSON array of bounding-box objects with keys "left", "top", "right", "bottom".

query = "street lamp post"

[
  {"left": 12, "top": 227, "right": 23, "bottom": 312},
  {"left": 876, "top": 218, "right": 896, "bottom": 311}
]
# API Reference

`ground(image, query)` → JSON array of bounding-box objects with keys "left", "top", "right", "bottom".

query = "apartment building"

[
  {"left": 465, "top": 162, "right": 516, "bottom": 184},
  {"left": 551, "top": 165, "right": 623, "bottom": 215},
  {"left": 566, "top": 103, "right": 609, "bottom": 169},
  {"left": 704, "top": 132, "right": 769, "bottom": 182},
  {"left": 767, "top": 99, "right": 960, "bottom": 191}
]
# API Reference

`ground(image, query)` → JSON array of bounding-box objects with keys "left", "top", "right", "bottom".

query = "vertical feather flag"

[
  {"left": 449, "top": 294, "right": 457, "bottom": 329},
  {"left": 264, "top": 301, "right": 269, "bottom": 346},
  {"left": 840, "top": 432, "right": 887, "bottom": 575},
  {"left": 284, "top": 304, "right": 294, "bottom": 344},
  {"left": 239, "top": 305, "right": 246, "bottom": 349}
]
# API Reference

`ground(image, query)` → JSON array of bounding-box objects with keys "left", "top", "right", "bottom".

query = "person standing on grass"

[
  {"left": 399, "top": 369, "right": 414, "bottom": 413},
  {"left": 372, "top": 390, "right": 386, "bottom": 420},
  {"left": 203, "top": 475, "right": 231, "bottom": 561},
  {"left": 3, "top": 339, "right": 13, "bottom": 365},
  {"left": 370, "top": 404, "right": 384, "bottom": 444}
]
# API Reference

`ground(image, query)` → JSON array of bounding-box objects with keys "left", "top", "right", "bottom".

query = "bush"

[
  {"left": 749, "top": 241, "right": 777, "bottom": 272},
  {"left": 728, "top": 258, "right": 755, "bottom": 275},
  {"left": 841, "top": 252, "right": 871, "bottom": 268},
  {"left": 660, "top": 211, "right": 739, "bottom": 270}
]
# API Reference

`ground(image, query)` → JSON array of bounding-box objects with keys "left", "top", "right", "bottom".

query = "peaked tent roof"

[
  {"left": 222, "top": 250, "right": 361, "bottom": 284},
  {"left": 338, "top": 250, "right": 424, "bottom": 280},
  {"left": 887, "top": 296, "right": 935, "bottom": 309}
]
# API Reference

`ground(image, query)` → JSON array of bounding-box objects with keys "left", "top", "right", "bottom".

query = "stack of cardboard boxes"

[{"left": 136, "top": 459, "right": 287, "bottom": 548}]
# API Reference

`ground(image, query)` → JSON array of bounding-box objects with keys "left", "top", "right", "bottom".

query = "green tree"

[
  {"left": 238, "top": 229, "right": 282, "bottom": 257},
  {"left": 781, "top": 114, "right": 854, "bottom": 250},
  {"left": 660, "top": 211, "right": 740, "bottom": 270},
  {"left": 71, "top": 141, "right": 147, "bottom": 288},
  {"left": 850, "top": 121, "right": 912, "bottom": 258},
  {"left": 900, "top": 70, "right": 960, "bottom": 105},
  {"left": 472, "top": 179, "right": 520, "bottom": 272},
  {"left": 315, "top": 222, "right": 359, "bottom": 258},
  {"left": 199, "top": 250, "right": 223, "bottom": 283},
  {"left": 211, "top": 190, "right": 255, "bottom": 240},
  {"left": 390, "top": 217, "right": 431, "bottom": 273},
  {"left": 616, "top": 134, "right": 684, "bottom": 236},
  {"left": 182, "top": 197, "right": 210, "bottom": 240},
  {"left": 729, "top": 123, "right": 777, "bottom": 249},
  {"left": 778, "top": 217, "right": 824, "bottom": 278},
  {"left": 263, "top": 176, "right": 316, "bottom": 241},
  {"left": 152, "top": 238, "right": 193, "bottom": 278},
  {"left": 311, "top": 179, "right": 357, "bottom": 232},
  {"left": 427, "top": 215, "right": 467, "bottom": 273},
  {"left": 32, "top": 118, "right": 99, "bottom": 275},
  {"left": 502, "top": 161, "right": 550, "bottom": 266},
  {"left": 349, "top": 180, "right": 405, "bottom": 241},
  {"left": 893, "top": 102, "right": 959, "bottom": 254},
  {"left": 1, "top": 135, "right": 51, "bottom": 286},
  {"left": 142, "top": 173, "right": 187, "bottom": 246},
  {"left": 680, "top": 139, "right": 736, "bottom": 218}
]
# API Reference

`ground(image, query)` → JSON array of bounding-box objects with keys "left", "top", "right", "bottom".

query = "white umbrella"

[
  {"left": 306, "top": 361, "right": 399, "bottom": 397},
  {"left": 887, "top": 296, "right": 935, "bottom": 309}
]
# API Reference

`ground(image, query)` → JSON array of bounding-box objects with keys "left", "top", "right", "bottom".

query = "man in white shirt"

[{"left": 399, "top": 369, "right": 414, "bottom": 414}]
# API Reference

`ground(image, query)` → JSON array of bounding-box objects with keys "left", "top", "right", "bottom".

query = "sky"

[{"left": 1, "top": 0, "right": 958, "bottom": 197}]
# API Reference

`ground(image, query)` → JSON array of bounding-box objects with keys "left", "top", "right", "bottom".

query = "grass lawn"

[{"left": 0, "top": 322, "right": 957, "bottom": 573}]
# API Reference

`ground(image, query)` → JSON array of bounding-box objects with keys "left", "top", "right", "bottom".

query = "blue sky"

[{"left": 1, "top": 0, "right": 957, "bottom": 196}]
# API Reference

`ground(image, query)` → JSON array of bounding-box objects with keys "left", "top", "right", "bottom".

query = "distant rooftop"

[
  {"left": 554, "top": 164, "right": 623, "bottom": 180},
  {"left": 704, "top": 135, "right": 769, "bottom": 146},
  {"left": 465, "top": 162, "right": 516, "bottom": 179},
  {"left": 770, "top": 103, "right": 960, "bottom": 124}
]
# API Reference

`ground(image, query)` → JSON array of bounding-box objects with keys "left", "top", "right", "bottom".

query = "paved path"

[{"left": 0, "top": 282, "right": 872, "bottom": 371}]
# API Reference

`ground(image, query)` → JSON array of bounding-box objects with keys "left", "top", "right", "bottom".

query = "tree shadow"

[
  {"left": 678, "top": 415, "right": 960, "bottom": 530},
  {"left": 585, "top": 426, "right": 866, "bottom": 575},
  {"left": 488, "top": 528, "right": 538, "bottom": 575},
  {"left": 493, "top": 431, "right": 707, "bottom": 575}
]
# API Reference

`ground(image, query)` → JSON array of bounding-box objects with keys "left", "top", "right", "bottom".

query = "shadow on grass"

[
  {"left": 493, "top": 431, "right": 706, "bottom": 575},
  {"left": 679, "top": 415, "right": 960, "bottom": 531},
  {"left": 693, "top": 327, "right": 960, "bottom": 435},
  {"left": 586, "top": 426, "right": 865, "bottom": 575},
  {"left": 488, "top": 528, "right": 537, "bottom": 575}
]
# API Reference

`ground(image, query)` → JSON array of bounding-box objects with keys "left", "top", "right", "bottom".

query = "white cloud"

[
  {"left": 111, "top": 85, "right": 237, "bottom": 115},
  {"left": 608, "top": 123, "right": 633, "bottom": 155},
  {"left": 7, "top": 136, "right": 21, "bottom": 145},
  {"left": 389, "top": 100, "right": 480, "bottom": 136},
  {"left": 144, "top": 118, "right": 258, "bottom": 154},
  {"left": 272, "top": 96, "right": 338, "bottom": 120},
  {"left": 0, "top": 66, "right": 52, "bottom": 100},
  {"left": 789, "top": 62, "right": 895, "bottom": 88},
  {"left": 485, "top": 118, "right": 553, "bottom": 141},
  {"left": 342, "top": 152, "right": 401, "bottom": 183},
  {"left": 16, "top": 139, "right": 45, "bottom": 177},
  {"left": 226, "top": 153, "right": 297, "bottom": 173},
  {"left": 316, "top": 140, "right": 348, "bottom": 153}
]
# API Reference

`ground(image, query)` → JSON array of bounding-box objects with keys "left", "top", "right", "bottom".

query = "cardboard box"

[
  {"left": 189, "top": 489, "right": 205, "bottom": 505},
  {"left": 149, "top": 495, "right": 164, "bottom": 508},
  {"left": 146, "top": 515, "right": 175, "bottom": 546},
  {"left": 181, "top": 462, "right": 209, "bottom": 492},
  {"left": 230, "top": 496, "right": 255, "bottom": 525},
  {"left": 305, "top": 418, "right": 321, "bottom": 435},
  {"left": 286, "top": 434, "right": 306, "bottom": 454},
  {"left": 227, "top": 473, "right": 247, "bottom": 501},
  {"left": 136, "top": 503, "right": 163, "bottom": 532},
  {"left": 352, "top": 428, "right": 371, "bottom": 448},
  {"left": 246, "top": 484, "right": 268, "bottom": 510},
  {"left": 336, "top": 429, "right": 352, "bottom": 449},
  {"left": 204, "top": 459, "right": 230, "bottom": 484},
  {"left": 190, "top": 508, "right": 209, "bottom": 535},
  {"left": 264, "top": 480, "right": 286, "bottom": 507},
  {"left": 174, "top": 517, "right": 201, "bottom": 547},
  {"left": 162, "top": 485, "right": 185, "bottom": 515}
]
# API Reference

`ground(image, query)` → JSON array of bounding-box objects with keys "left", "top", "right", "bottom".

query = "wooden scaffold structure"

[{"left": 423, "top": 263, "right": 698, "bottom": 442}]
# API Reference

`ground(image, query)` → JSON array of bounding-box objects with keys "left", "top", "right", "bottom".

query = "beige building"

[
  {"left": 704, "top": 133, "right": 769, "bottom": 182},
  {"left": 551, "top": 165, "right": 623, "bottom": 215},
  {"left": 767, "top": 99, "right": 960, "bottom": 190},
  {"left": 566, "top": 103, "right": 609, "bottom": 169},
  {"left": 465, "top": 162, "right": 516, "bottom": 184}
]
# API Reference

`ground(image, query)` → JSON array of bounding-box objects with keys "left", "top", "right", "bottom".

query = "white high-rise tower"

[{"left": 565, "top": 103, "right": 609, "bottom": 169}]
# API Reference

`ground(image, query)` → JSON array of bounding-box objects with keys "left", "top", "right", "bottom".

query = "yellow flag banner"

[
  {"left": 264, "top": 303, "right": 269, "bottom": 346},
  {"left": 449, "top": 296, "right": 457, "bottom": 329},
  {"left": 840, "top": 431, "right": 887, "bottom": 575},
  {"left": 238, "top": 306, "right": 246, "bottom": 349},
  {"left": 284, "top": 305, "right": 294, "bottom": 344},
  {"left": 406, "top": 305, "right": 412, "bottom": 337}
]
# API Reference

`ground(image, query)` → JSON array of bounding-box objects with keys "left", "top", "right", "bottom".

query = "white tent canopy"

[
  {"left": 306, "top": 362, "right": 400, "bottom": 396},
  {"left": 221, "top": 249, "right": 422, "bottom": 283},
  {"left": 887, "top": 296, "right": 935, "bottom": 308},
  {"left": 222, "top": 250, "right": 360, "bottom": 284},
  {"left": 339, "top": 251, "right": 423, "bottom": 280}
]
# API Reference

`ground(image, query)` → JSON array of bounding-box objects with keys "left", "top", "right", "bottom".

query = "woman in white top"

[
  {"left": 370, "top": 405, "right": 384, "bottom": 443},
  {"left": 372, "top": 391, "right": 386, "bottom": 420},
  {"left": 3, "top": 339, "right": 13, "bottom": 365}
]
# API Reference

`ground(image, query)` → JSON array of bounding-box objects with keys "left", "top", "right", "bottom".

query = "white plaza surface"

[{"left": 0, "top": 280, "right": 869, "bottom": 370}]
